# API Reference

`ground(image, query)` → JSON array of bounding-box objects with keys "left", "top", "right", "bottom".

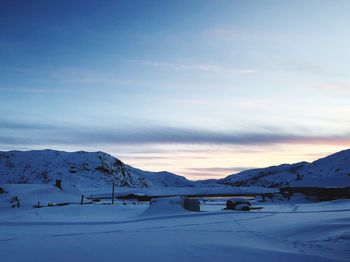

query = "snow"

[
  {"left": 1, "top": 149, "right": 350, "bottom": 261},
  {"left": 126, "top": 165, "right": 196, "bottom": 187},
  {"left": 2, "top": 148, "right": 350, "bottom": 189},
  {"left": 0, "top": 150, "right": 194, "bottom": 189},
  {"left": 1, "top": 184, "right": 349, "bottom": 262},
  {"left": 219, "top": 149, "right": 350, "bottom": 188},
  {"left": 142, "top": 197, "right": 190, "bottom": 216}
]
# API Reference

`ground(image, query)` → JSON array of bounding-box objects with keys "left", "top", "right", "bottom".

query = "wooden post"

[
  {"left": 112, "top": 181, "right": 115, "bottom": 205},
  {"left": 55, "top": 180, "right": 62, "bottom": 189},
  {"left": 80, "top": 195, "right": 84, "bottom": 205}
]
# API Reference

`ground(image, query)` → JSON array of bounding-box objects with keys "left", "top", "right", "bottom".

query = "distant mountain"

[
  {"left": 0, "top": 150, "right": 194, "bottom": 189},
  {"left": 126, "top": 166, "right": 195, "bottom": 187},
  {"left": 218, "top": 149, "right": 350, "bottom": 188},
  {"left": 1, "top": 149, "right": 349, "bottom": 190}
]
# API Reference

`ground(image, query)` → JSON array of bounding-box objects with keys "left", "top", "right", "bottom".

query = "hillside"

[
  {"left": 1, "top": 149, "right": 350, "bottom": 190},
  {"left": 219, "top": 149, "right": 350, "bottom": 188},
  {"left": 0, "top": 150, "right": 194, "bottom": 189}
]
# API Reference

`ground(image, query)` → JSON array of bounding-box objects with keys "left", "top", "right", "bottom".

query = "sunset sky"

[{"left": 1, "top": 0, "right": 350, "bottom": 179}]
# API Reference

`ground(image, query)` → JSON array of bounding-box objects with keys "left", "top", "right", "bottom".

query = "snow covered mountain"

[
  {"left": 0, "top": 150, "right": 194, "bottom": 189},
  {"left": 126, "top": 166, "right": 195, "bottom": 187},
  {"left": 218, "top": 149, "right": 350, "bottom": 188},
  {"left": 1, "top": 148, "right": 350, "bottom": 190}
]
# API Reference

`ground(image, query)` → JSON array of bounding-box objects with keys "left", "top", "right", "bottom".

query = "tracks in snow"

[{"left": 1, "top": 207, "right": 350, "bottom": 227}]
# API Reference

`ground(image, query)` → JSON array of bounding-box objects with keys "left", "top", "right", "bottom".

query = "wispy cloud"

[
  {"left": 187, "top": 167, "right": 255, "bottom": 172},
  {"left": 0, "top": 119, "right": 57, "bottom": 130},
  {"left": 317, "top": 82, "right": 350, "bottom": 91},
  {"left": 2, "top": 65, "right": 39, "bottom": 74},
  {"left": 203, "top": 28, "right": 273, "bottom": 41},
  {"left": 185, "top": 166, "right": 255, "bottom": 177},
  {"left": 124, "top": 59, "right": 255, "bottom": 74},
  {"left": 1, "top": 119, "right": 349, "bottom": 147},
  {"left": 181, "top": 166, "right": 255, "bottom": 178},
  {"left": 59, "top": 77, "right": 144, "bottom": 86},
  {"left": 0, "top": 87, "right": 66, "bottom": 94},
  {"left": 1, "top": 65, "right": 165, "bottom": 90}
]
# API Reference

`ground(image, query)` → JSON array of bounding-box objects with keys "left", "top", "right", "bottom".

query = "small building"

[
  {"left": 183, "top": 197, "right": 200, "bottom": 212},
  {"left": 119, "top": 193, "right": 152, "bottom": 202},
  {"left": 280, "top": 186, "right": 350, "bottom": 201},
  {"left": 55, "top": 180, "right": 62, "bottom": 189},
  {"left": 225, "top": 198, "right": 252, "bottom": 211}
]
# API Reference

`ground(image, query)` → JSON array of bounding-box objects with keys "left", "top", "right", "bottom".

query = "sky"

[{"left": 1, "top": 0, "right": 350, "bottom": 180}]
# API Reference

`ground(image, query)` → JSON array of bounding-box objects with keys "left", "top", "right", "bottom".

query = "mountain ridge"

[
  {"left": 1, "top": 148, "right": 350, "bottom": 189},
  {"left": 217, "top": 148, "right": 350, "bottom": 188},
  {"left": 0, "top": 149, "right": 194, "bottom": 189}
]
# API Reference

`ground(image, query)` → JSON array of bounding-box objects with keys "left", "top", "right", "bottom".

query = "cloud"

[
  {"left": 181, "top": 167, "right": 250, "bottom": 178},
  {"left": 119, "top": 155, "right": 172, "bottom": 160},
  {"left": 317, "top": 82, "right": 350, "bottom": 91},
  {"left": 186, "top": 167, "right": 255, "bottom": 173},
  {"left": 2, "top": 65, "right": 38, "bottom": 74},
  {"left": 0, "top": 87, "right": 65, "bottom": 94},
  {"left": 1, "top": 65, "right": 143, "bottom": 89},
  {"left": 203, "top": 28, "right": 272, "bottom": 42},
  {"left": 124, "top": 59, "right": 255, "bottom": 74},
  {"left": 184, "top": 166, "right": 255, "bottom": 177},
  {"left": 0, "top": 119, "right": 56, "bottom": 130},
  {"left": 1, "top": 119, "right": 350, "bottom": 147}
]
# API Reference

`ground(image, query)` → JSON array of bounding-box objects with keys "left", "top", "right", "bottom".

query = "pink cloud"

[{"left": 317, "top": 82, "right": 350, "bottom": 91}]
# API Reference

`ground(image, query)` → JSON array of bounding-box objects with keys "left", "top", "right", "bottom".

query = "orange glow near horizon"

[{"left": 115, "top": 143, "right": 350, "bottom": 180}]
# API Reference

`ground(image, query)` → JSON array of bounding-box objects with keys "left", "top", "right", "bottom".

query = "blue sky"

[{"left": 1, "top": 0, "right": 350, "bottom": 179}]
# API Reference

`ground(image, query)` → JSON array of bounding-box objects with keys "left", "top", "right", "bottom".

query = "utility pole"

[{"left": 112, "top": 180, "right": 115, "bottom": 205}]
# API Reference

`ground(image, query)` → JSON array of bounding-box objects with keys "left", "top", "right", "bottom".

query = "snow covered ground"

[{"left": 1, "top": 185, "right": 349, "bottom": 262}]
